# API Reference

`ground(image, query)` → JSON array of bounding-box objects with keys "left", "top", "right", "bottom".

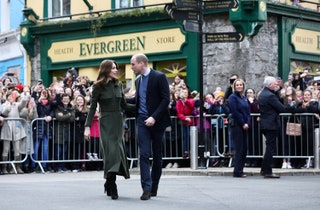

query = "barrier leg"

[
  {"left": 190, "top": 126, "right": 198, "bottom": 170},
  {"left": 228, "top": 158, "right": 233, "bottom": 168},
  {"left": 314, "top": 128, "right": 319, "bottom": 169},
  {"left": 198, "top": 145, "right": 206, "bottom": 169}
]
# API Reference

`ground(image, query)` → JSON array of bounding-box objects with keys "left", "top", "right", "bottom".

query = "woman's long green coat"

[{"left": 85, "top": 81, "right": 135, "bottom": 179}]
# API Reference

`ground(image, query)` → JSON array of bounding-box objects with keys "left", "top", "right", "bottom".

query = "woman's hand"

[
  {"left": 243, "top": 123, "right": 249, "bottom": 130},
  {"left": 84, "top": 127, "right": 91, "bottom": 141},
  {"left": 45, "top": 116, "right": 52, "bottom": 122}
]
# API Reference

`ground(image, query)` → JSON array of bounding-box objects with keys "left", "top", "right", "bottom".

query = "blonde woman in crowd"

[{"left": 71, "top": 94, "right": 89, "bottom": 172}]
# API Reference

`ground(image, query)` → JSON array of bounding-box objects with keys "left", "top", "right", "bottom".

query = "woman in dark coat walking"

[{"left": 84, "top": 59, "right": 135, "bottom": 200}]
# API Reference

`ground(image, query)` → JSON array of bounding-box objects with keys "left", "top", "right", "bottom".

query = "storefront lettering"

[
  {"left": 291, "top": 28, "right": 320, "bottom": 55},
  {"left": 295, "top": 36, "right": 313, "bottom": 44},
  {"left": 156, "top": 36, "right": 175, "bottom": 44},
  {"left": 79, "top": 36, "right": 145, "bottom": 56},
  {"left": 54, "top": 47, "right": 73, "bottom": 55},
  {"left": 48, "top": 28, "right": 185, "bottom": 62}
]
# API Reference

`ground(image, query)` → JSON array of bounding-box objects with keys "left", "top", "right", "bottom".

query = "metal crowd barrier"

[
  {"left": 100, "top": 113, "right": 320, "bottom": 169},
  {"left": 28, "top": 117, "right": 102, "bottom": 173},
  {"left": 0, "top": 118, "right": 29, "bottom": 174},
  {"left": 277, "top": 113, "right": 319, "bottom": 168},
  {"left": 1, "top": 113, "right": 319, "bottom": 173}
]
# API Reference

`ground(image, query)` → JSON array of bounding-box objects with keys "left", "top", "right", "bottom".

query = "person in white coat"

[{"left": 1, "top": 90, "right": 28, "bottom": 174}]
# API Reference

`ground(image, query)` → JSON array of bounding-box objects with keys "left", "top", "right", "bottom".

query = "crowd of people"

[
  {"left": 166, "top": 71, "right": 320, "bottom": 173},
  {"left": 0, "top": 68, "right": 319, "bottom": 177},
  {"left": 0, "top": 70, "right": 100, "bottom": 174}
]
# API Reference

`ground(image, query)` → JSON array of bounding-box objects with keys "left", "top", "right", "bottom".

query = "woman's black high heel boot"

[
  {"left": 104, "top": 179, "right": 111, "bottom": 196},
  {"left": 109, "top": 173, "right": 118, "bottom": 200}
]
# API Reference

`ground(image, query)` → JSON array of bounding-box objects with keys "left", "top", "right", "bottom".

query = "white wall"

[{"left": 0, "top": 0, "right": 10, "bottom": 32}]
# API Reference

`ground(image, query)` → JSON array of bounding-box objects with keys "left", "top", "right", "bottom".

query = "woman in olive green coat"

[{"left": 84, "top": 60, "right": 135, "bottom": 200}]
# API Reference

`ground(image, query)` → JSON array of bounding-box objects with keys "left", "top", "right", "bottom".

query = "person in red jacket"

[{"left": 176, "top": 88, "right": 195, "bottom": 158}]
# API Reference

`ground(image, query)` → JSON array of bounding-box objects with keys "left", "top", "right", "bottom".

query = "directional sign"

[
  {"left": 203, "top": 0, "right": 239, "bottom": 10},
  {"left": 174, "top": 0, "right": 199, "bottom": 9},
  {"left": 231, "top": 0, "right": 239, "bottom": 9},
  {"left": 205, "top": 32, "right": 244, "bottom": 43},
  {"left": 171, "top": 10, "right": 200, "bottom": 21},
  {"left": 183, "top": 20, "right": 200, "bottom": 32}
]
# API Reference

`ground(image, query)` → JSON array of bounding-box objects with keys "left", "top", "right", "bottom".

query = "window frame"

[
  {"left": 47, "top": 0, "right": 70, "bottom": 20},
  {"left": 115, "top": 0, "right": 143, "bottom": 9}
]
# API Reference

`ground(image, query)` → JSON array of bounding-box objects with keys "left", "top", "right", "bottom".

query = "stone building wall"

[
  {"left": 202, "top": 14, "right": 279, "bottom": 94},
  {"left": 30, "top": 39, "right": 41, "bottom": 86}
]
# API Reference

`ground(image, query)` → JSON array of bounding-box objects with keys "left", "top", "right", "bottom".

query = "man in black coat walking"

[{"left": 258, "top": 76, "right": 294, "bottom": 178}]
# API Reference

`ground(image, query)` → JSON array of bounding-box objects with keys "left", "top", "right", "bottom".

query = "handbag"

[{"left": 286, "top": 117, "right": 301, "bottom": 136}]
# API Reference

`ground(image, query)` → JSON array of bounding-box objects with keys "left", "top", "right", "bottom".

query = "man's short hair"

[{"left": 263, "top": 76, "right": 276, "bottom": 87}]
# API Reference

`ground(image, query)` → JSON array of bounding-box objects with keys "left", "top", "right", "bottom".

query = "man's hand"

[{"left": 145, "top": 116, "right": 156, "bottom": 127}]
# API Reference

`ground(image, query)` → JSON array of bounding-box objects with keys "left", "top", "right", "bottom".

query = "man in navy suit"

[
  {"left": 130, "top": 54, "right": 171, "bottom": 200},
  {"left": 258, "top": 76, "right": 294, "bottom": 178}
]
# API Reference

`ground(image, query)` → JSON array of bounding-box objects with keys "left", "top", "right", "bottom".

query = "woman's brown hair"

[{"left": 93, "top": 59, "right": 119, "bottom": 89}]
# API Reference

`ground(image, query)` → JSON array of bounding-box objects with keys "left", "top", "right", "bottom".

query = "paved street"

[{"left": 1, "top": 168, "right": 320, "bottom": 210}]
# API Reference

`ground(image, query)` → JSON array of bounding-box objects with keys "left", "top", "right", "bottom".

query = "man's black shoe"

[
  {"left": 140, "top": 191, "right": 151, "bottom": 200},
  {"left": 264, "top": 173, "right": 280, "bottom": 179},
  {"left": 151, "top": 185, "right": 158, "bottom": 197}
]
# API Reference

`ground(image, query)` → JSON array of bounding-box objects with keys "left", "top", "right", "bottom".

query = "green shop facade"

[
  {"left": 20, "top": 3, "right": 320, "bottom": 91},
  {"left": 20, "top": 8, "right": 199, "bottom": 90}
]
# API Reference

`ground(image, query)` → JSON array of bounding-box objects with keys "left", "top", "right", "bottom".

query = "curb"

[{"left": 129, "top": 167, "right": 320, "bottom": 176}]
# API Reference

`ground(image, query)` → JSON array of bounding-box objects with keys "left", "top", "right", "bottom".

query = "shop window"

[
  {"left": 290, "top": 60, "right": 320, "bottom": 88},
  {"left": 116, "top": 0, "right": 143, "bottom": 8},
  {"left": 48, "top": 0, "right": 70, "bottom": 19},
  {"left": 290, "top": 60, "right": 320, "bottom": 76},
  {"left": 162, "top": 62, "right": 187, "bottom": 85}
]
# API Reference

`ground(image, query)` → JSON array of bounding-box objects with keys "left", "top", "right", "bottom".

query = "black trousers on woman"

[{"left": 230, "top": 124, "right": 247, "bottom": 177}]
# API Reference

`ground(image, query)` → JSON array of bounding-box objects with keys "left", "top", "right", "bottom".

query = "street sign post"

[
  {"left": 183, "top": 20, "right": 200, "bottom": 32},
  {"left": 174, "top": 0, "right": 199, "bottom": 9},
  {"left": 203, "top": 0, "right": 239, "bottom": 10},
  {"left": 205, "top": 32, "right": 244, "bottom": 43},
  {"left": 171, "top": 10, "right": 200, "bottom": 21}
]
